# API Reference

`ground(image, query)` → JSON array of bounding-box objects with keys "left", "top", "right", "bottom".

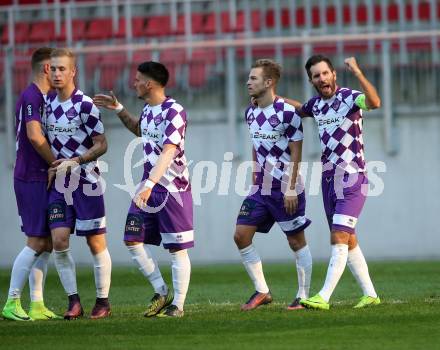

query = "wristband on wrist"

[
  {"left": 115, "top": 102, "right": 124, "bottom": 114},
  {"left": 145, "top": 179, "right": 155, "bottom": 189},
  {"left": 78, "top": 155, "right": 85, "bottom": 164}
]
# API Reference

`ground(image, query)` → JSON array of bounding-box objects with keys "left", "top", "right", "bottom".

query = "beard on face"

[{"left": 313, "top": 79, "right": 337, "bottom": 98}]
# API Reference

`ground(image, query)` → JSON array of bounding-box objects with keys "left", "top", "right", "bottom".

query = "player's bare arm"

[
  {"left": 284, "top": 140, "right": 302, "bottom": 215},
  {"left": 52, "top": 134, "right": 107, "bottom": 169},
  {"left": 135, "top": 144, "right": 177, "bottom": 208},
  {"left": 252, "top": 147, "right": 257, "bottom": 185},
  {"left": 93, "top": 91, "right": 140, "bottom": 136},
  {"left": 280, "top": 97, "right": 309, "bottom": 118},
  {"left": 344, "top": 57, "right": 381, "bottom": 110},
  {"left": 26, "top": 120, "right": 56, "bottom": 165}
]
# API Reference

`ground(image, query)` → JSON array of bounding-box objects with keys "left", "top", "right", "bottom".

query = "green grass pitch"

[{"left": 1, "top": 261, "right": 439, "bottom": 349}]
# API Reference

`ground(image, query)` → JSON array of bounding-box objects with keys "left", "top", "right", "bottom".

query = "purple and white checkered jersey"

[
  {"left": 139, "top": 97, "right": 189, "bottom": 192},
  {"left": 45, "top": 89, "right": 104, "bottom": 183},
  {"left": 301, "top": 87, "right": 368, "bottom": 177},
  {"left": 245, "top": 97, "right": 303, "bottom": 189}
]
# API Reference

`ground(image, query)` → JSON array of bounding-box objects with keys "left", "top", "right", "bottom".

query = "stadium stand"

[{"left": 0, "top": 0, "right": 438, "bottom": 95}]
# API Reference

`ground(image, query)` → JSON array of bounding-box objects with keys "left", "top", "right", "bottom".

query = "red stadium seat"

[
  {"left": 311, "top": 6, "right": 320, "bottom": 26},
  {"left": 29, "top": 20, "right": 55, "bottom": 43},
  {"left": 282, "top": 45, "right": 301, "bottom": 57},
  {"left": 145, "top": 15, "right": 171, "bottom": 37},
  {"left": 312, "top": 43, "right": 338, "bottom": 55},
  {"left": 13, "top": 60, "right": 31, "bottom": 94},
  {"left": 374, "top": 4, "right": 382, "bottom": 22},
  {"left": 84, "top": 53, "right": 102, "bottom": 80},
  {"left": 252, "top": 46, "right": 276, "bottom": 58},
  {"left": 221, "top": 11, "right": 244, "bottom": 33},
  {"left": 166, "top": 64, "right": 176, "bottom": 89},
  {"left": 296, "top": 7, "right": 305, "bottom": 26},
  {"left": 203, "top": 12, "right": 216, "bottom": 34},
  {"left": 85, "top": 18, "right": 112, "bottom": 41},
  {"left": 344, "top": 42, "right": 369, "bottom": 53},
  {"left": 188, "top": 62, "right": 207, "bottom": 88},
  {"left": 326, "top": 5, "right": 336, "bottom": 25},
  {"left": 99, "top": 53, "right": 126, "bottom": 91},
  {"left": 128, "top": 50, "right": 152, "bottom": 86},
  {"left": 115, "top": 17, "right": 146, "bottom": 38},
  {"left": 191, "top": 49, "right": 216, "bottom": 64},
  {"left": 1, "top": 22, "right": 30, "bottom": 44},
  {"left": 173, "top": 13, "right": 205, "bottom": 35},
  {"left": 357, "top": 4, "right": 368, "bottom": 24},
  {"left": 343, "top": 4, "right": 351, "bottom": 24},
  {"left": 57, "top": 19, "right": 87, "bottom": 42},
  {"left": 387, "top": 2, "right": 399, "bottom": 22},
  {"left": 418, "top": 1, "right": 431, "bottom": 21},
  {"left": 160, "top": 49, "right": 187, "bottom": 65}
]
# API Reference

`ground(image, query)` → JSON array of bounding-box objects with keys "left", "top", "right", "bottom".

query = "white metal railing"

[{"left": 3, "top": 28, "right": 439, "bottom": 166}]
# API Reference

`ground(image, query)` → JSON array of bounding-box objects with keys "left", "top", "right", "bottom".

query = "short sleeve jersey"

[
  {"left": 45, "top": 89, "right": 104, "bottom": 184},
  {"left": 139, "top": 97, "right": 190, "bottom": 192},
  {"left": 245, "top": 97, "right": 304, "bottom": 189},
  {"left": 301, "top": 87, "right": 368, "bottom": 177},
  {"left": 14, "top": 83, "right": 49, "bottom": 182}
]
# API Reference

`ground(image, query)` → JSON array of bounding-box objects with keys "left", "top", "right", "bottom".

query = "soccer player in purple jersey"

[
  {"left": 2, "top": 48, "right": 61, "bottom": 321},
  {"left": 46, "top": 49, "right": 112, "bottom": 319},
  {"left": 285, "top": 55, "right": 381, "bottom": 310},
  {"left": 93, "top": 61, "right": 192, "bottom": 318},
  {"left": 234, "top": 59, "right": 313, "bottom": 311}
]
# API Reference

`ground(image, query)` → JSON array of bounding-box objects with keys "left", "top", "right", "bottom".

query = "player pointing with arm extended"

[
  {"left": 94, "top": 61, "right": 193, "bottom": 318},
  {"left": 285, "top": 55, "right": 381, "bottom": 310},
  {"left": 234, "top": 59, "right": 313, "bottom": 311}
]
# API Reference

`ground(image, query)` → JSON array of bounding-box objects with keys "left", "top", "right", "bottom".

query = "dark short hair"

[
  {"left": 137, "top": 61, "right": 169, "bottom": 87},
  {"left": 31, "top": 47, "right": 54, "bottom": 72},
  {"left": 252, "top": 58, "right": 282, "bottom": 85},
  {"left": 305, "top": 54, "right": 335, "bottom": 79}
]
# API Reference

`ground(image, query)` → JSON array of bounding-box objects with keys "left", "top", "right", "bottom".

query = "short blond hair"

[
  {"left": 50, "top": 48, "right": 76, "bottom": 66},
  {"left": 252, "top": 59, "right": 282, "bottom": 85}
]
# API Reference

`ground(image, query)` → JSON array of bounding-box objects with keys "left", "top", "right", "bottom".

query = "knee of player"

[
  {"left": 86, "top": 235, "right": 107, "bottom": 254},
  {"left": 124, "top": 240, "right": 140, "bottom": 247},
  {"left": 287, "top": 235, "right": 306, "bottom": 251},
  {"left": 28, "top": 237, "right": 51, "bottom": 254},
  {"left": 52, "top": 236, "right": 69, "bottom": 251},
  {"left": 233, "top": 229, "right": 250, "bottom": 247}
]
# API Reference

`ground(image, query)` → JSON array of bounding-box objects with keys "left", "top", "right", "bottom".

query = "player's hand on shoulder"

[
  {"left": 344, "top": 57, "right": 362, "bottom": 76},
  {"left": 93, "top": 90, "right": 119, "bottom": 110}
]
